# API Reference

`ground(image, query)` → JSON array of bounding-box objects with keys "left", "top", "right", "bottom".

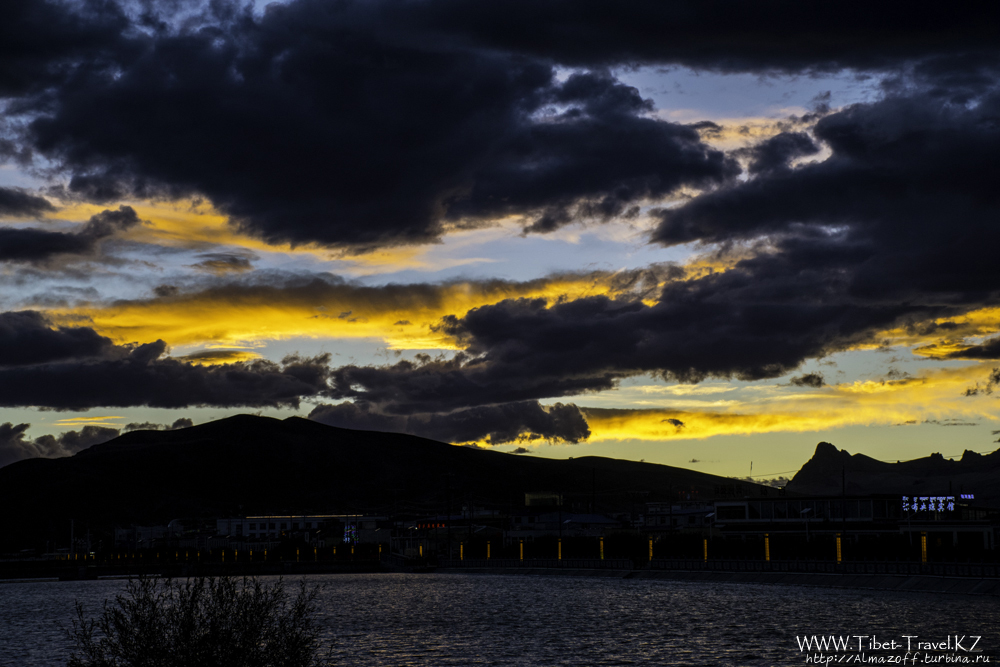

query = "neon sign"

[{"left": 902, "top": 496, "right": 954, "bottom": 512}]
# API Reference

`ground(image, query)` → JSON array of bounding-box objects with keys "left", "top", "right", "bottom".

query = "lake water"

[{"left": 2, "top": 572, "right": 999, "bottom": 666}]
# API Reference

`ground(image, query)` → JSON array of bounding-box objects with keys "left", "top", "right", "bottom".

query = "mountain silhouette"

[
  {"left": 786, "top": 441, "right": 1000, "bottom": 505},
  {"left": 0, "top": 415, "right": 771, "bottom": 551}
]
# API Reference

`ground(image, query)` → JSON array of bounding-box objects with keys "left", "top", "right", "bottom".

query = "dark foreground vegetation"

[{"left": 68, "top": 576, "right": 331, "bottom": 667}]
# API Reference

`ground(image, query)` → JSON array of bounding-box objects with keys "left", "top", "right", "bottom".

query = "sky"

[{"left": 3, "top": 0, "right": 1000, "bottom": 479}]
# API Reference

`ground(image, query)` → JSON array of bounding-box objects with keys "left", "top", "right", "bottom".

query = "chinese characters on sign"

[{"left": 901, "top": 496, "right": 955, "bottom": 512}]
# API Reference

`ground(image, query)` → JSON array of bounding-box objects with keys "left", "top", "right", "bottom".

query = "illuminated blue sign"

[{"left": 902, "top": 496, "right": 954, "bottom": 512}]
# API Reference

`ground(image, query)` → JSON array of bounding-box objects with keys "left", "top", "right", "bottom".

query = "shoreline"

[
  {"left": 436, "top": 567, "right": 1000, "bottom": 596},
  {"left": 4, "top": 561, "right": 999, "bottom": 597}
]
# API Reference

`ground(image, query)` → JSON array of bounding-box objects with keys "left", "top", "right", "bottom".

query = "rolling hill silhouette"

[{"left": 0, "top": 415, "right": 770, "bottom": 551}]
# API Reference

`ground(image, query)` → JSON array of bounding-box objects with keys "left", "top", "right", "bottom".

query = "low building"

[
  {"left": 641, "top": 502, "right": 715, "bottom": 531},
  {"left": 506, "top": 511, "right": 621, "bottom": 542},
  {"left": 216, "top": 514, "right": 390, "bottom": 545},
  {"left": 709, "top": 495, "right": 997, "bottom": 551}
]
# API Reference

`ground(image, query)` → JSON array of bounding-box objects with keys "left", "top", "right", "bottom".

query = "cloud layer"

[
  {"left": 0, "top": 311, "right": 332, "bottom": 409},
  {"left": 16, "top": 0, "right": 992, "bottom": 249},
  {"left": 309, "top": 400, "right": 589, "bottom": 445},
  {"left": 0, "top": 186, "right": 56, "bottom": 217},
  {"left": 0, "top": 205, "right": 140, "bottom": 263},
  {"left": 3, "top": 0, "right": 1000, "bottom": 450},
  {"left": 7, "top": 2, "right": 738, "bottom": 248},
  {"left": 0, "top": 421, "right": 118, "bottom": 468}
]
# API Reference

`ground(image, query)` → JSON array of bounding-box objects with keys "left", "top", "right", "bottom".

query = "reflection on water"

[{"left": 2, "top": 573, "right": 999, "bottom": 666}]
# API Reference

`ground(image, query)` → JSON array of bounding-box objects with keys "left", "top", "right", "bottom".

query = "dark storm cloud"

[
  {"left": 0, "top": 186, "right": 55, "bottom": 217},
  {"left": 414, "top": 0, "right": 1000, "bottom": 72},
  {"left": 0, "top": 345, "right": 334, "bottom": 409},
  {"left": 0, "top": 310, "right": 333, "bottom": 409},
  {"left": 189, "top": 251, "right": 256, "bottom": 274},
  {"left": 0, "top": 310, "right": 116, "bottom": 365},
  {"left": 0, "top": 421, "right": 119, "bottom": 468},
  {"left": 7, "top": 0, "right": 741, "bottom": 248},
  {"left": 2, "top": 0, "right": 1000, "bottom": 421},
  {"left": 653, "top": 88, "right": 1000, "bottom": 307},
  {"left": 790, "top": 373, "right": 825, "bottom": 388},
  {"left": 0, "top": 0, "right": 129, "bottom": 97},
  {"left": 308, "top": 400, "right": 589, "bottom": 445},
  {"left": 4, "top": 0, "right": 997, "bottom": 247},
  {"left": 79, "top": 204, "right": 141, "bottom": 237},
  {"left": 123, "top": 417, "right": 192, "bottom": 431},
  {"left": 737, "top": 132, "right": 820, "bottom": 177},
  {"left": 153, "top": 284, "right": 179, "bottom": 297},
  {"left": 34, "top": 424, "right": 120, "bottom": 451},
  {"left": 947, "top": 339, "right": 1000, "bottom": 360},
  {"left": 0, "top": 205, "right": 141, "bottom": 263},
  {"left": 0, "top": 137, "right": 34, "bottom": 167},
  {"left": 306, "top": 72, "right": 1000, "bottom": 412},
  {"left": 444, "top": 71, "right": 738, "bottom": 233},
  {"left": 0, "top": 423, "right": 34, "bottom": 468},
  {"left": 0, "top": 227, "right": 92, "bottom": 262},
  {"left": 326, "top": 280, "right": 915, "bottom": 414}
]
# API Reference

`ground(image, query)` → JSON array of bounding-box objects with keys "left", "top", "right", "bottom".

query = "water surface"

[{"left": 2, "top": 573, "right": 998, "bottom": 665}]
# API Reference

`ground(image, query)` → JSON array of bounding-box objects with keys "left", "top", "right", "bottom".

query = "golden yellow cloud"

[
  {"left": 45, "top": 200, "right": 511, "bottom": 275},
  {"left": 52, "top": 416, "right": 124, "bottom": 427},
  {"left": 873, "top": 307, "right": 1000, "bottom": 359},
  {"left": 174, "top": 349, "right": 263, "bottom": 365},
  {"left": 49, "top": 270, "right": 662, "bottom": 352},
  {"left": 46, "top": 196, "right": 1000, "bottom": 369},
  {"left": 583, "top": 407, "right": 842, "bottom": 441},
  {"left": 581, "top": 363, "right": 999, "bottom": 442},
  {"left": 47, "top": 199, "right": 333, "bottom": 257}
]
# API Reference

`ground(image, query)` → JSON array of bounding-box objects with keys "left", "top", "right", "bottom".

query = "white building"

[{"left": 216, "top": 514, "right": 389, "bottom": 544}]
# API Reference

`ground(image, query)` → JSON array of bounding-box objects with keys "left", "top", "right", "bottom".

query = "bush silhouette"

[{"left": 68, "top": 576, "right": 331, "bottom": 667}]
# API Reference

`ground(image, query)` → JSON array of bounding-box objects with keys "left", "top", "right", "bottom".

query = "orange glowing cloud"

[
  {"left": 49, "top": 270, "right": 665, "bottom": 353},
  {"left": 47, "top": 199, "right": 331, "bottom": 257},
  {"left": 580, "top": 363, "right": 999, "bottom": 442},
  {"left": 893, "top": 308, "right": 1000, "bottom": 359}
]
